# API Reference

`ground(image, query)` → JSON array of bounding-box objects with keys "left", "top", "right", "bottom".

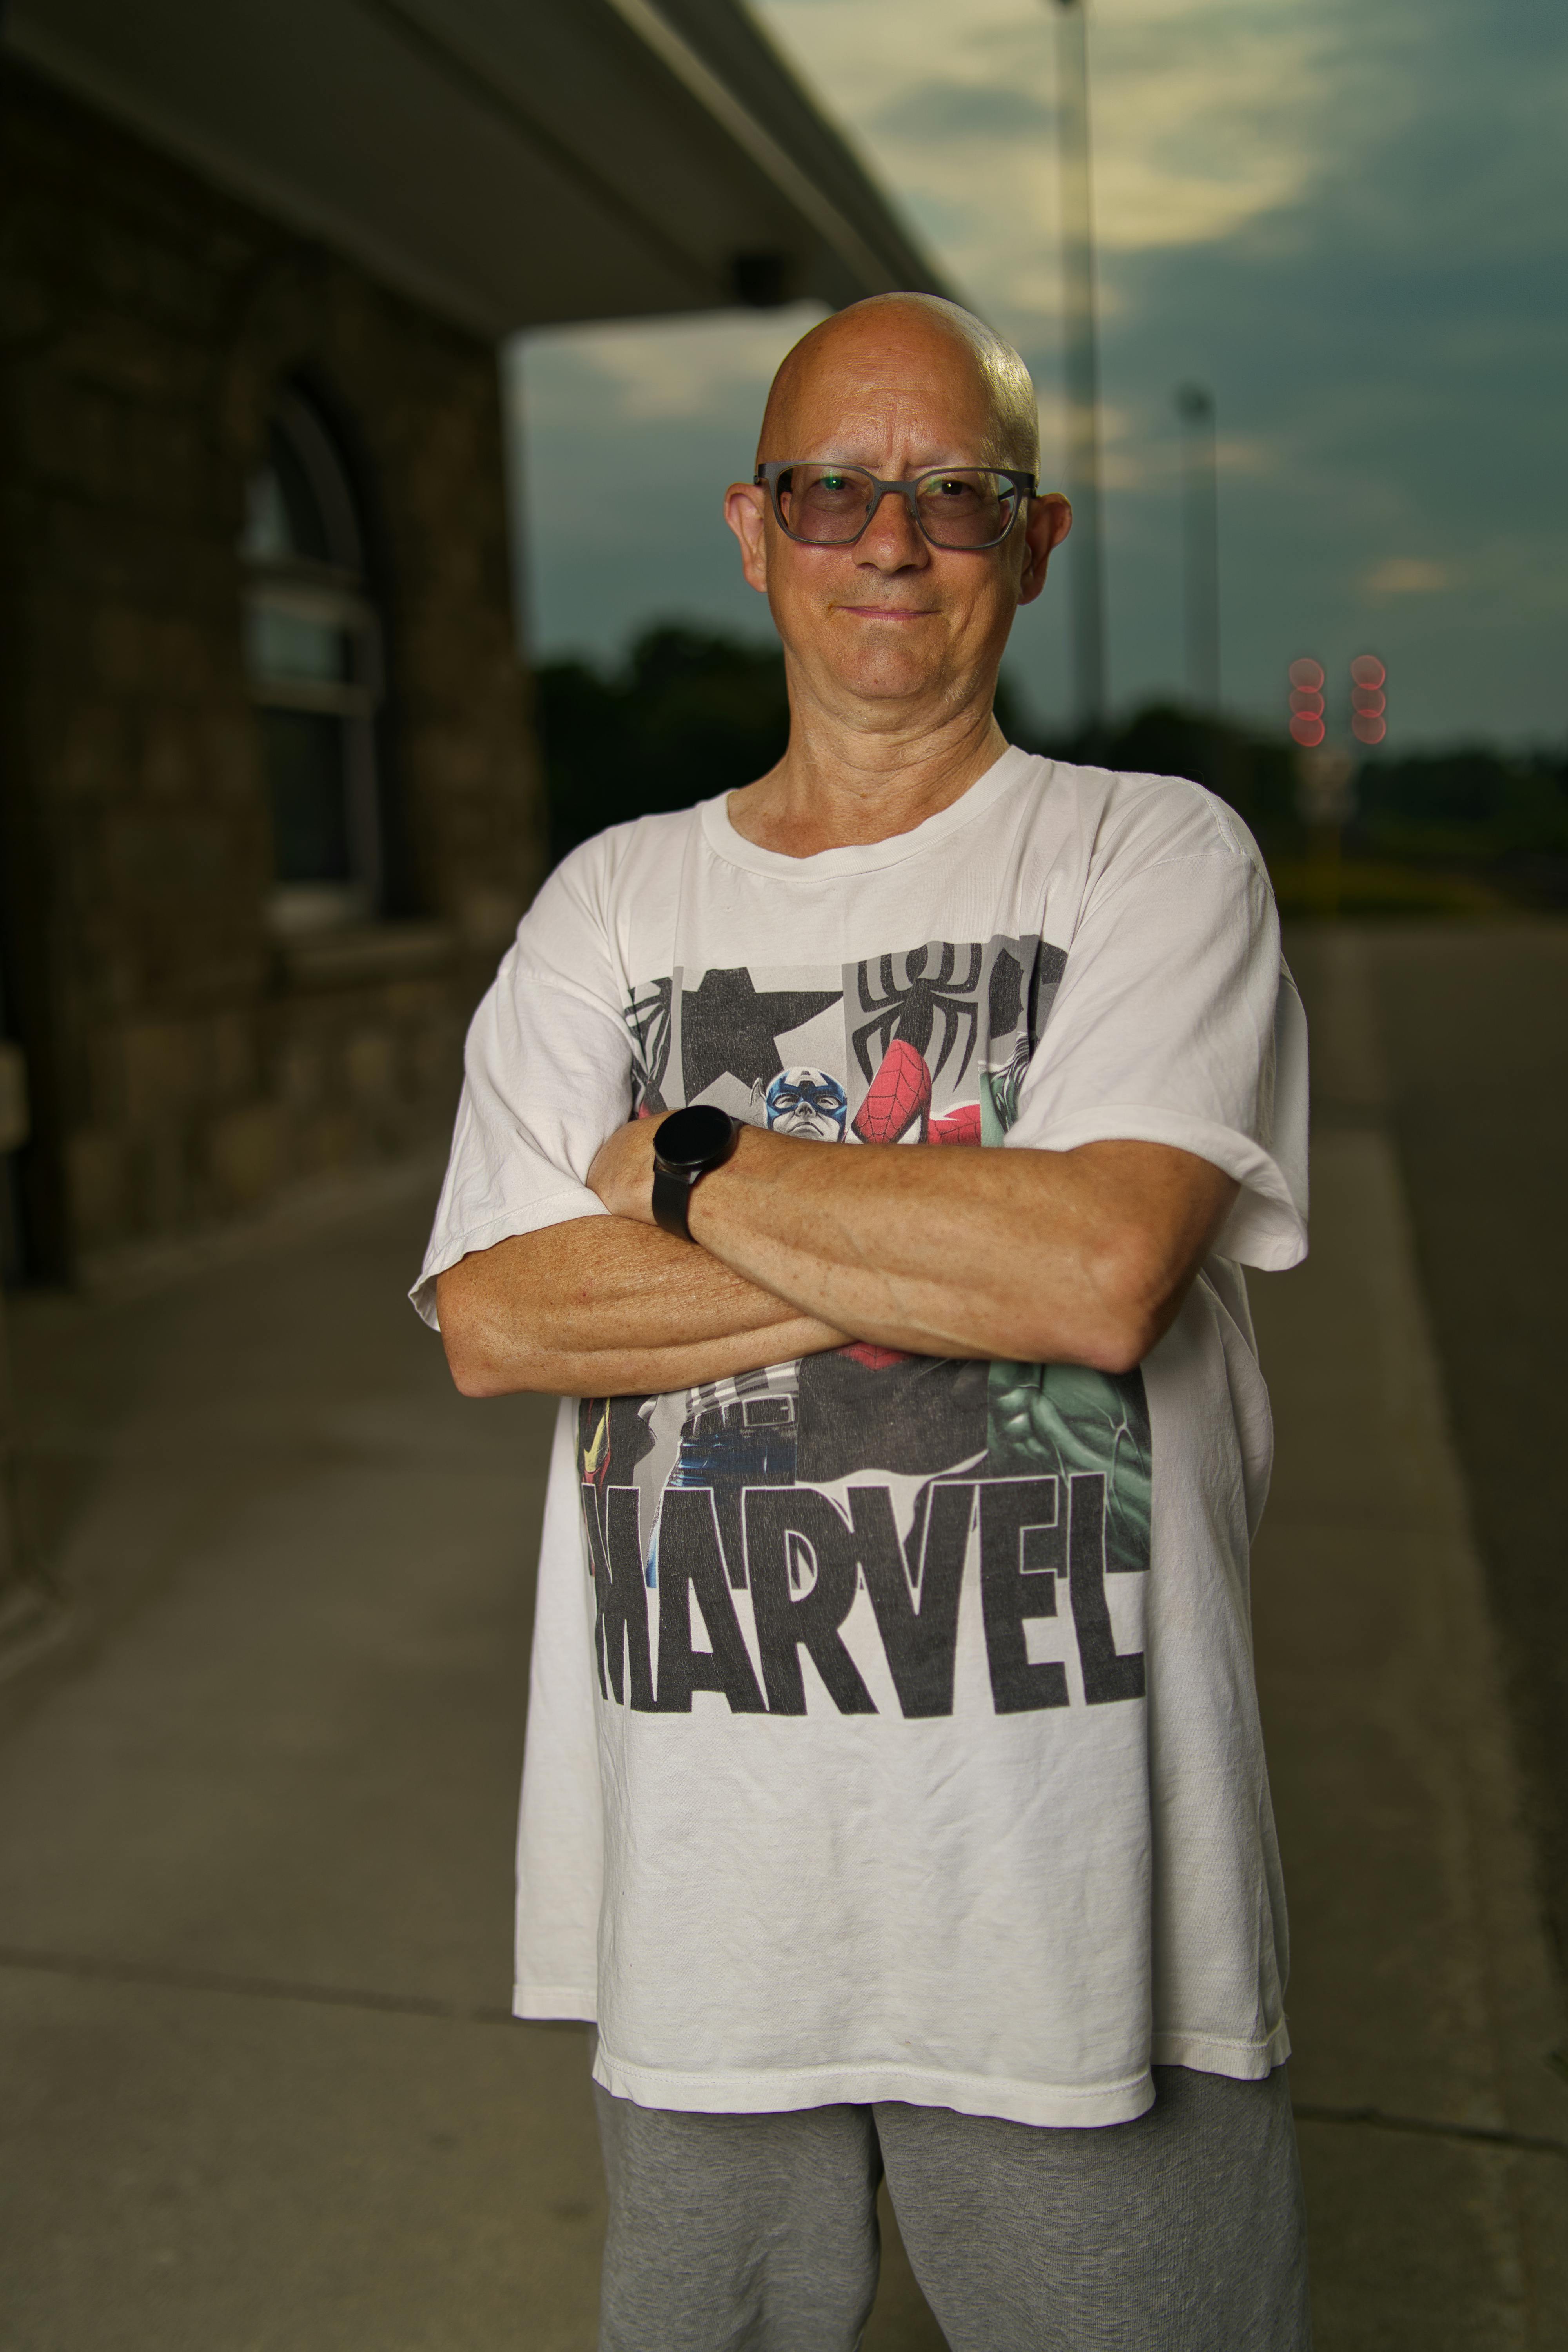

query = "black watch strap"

[
  {"left": 650, "top": 1106, "right": 739, "bottom": 1242},
  {"left": 651, "top": 1162, "right": 701, "bottom": 1242}
]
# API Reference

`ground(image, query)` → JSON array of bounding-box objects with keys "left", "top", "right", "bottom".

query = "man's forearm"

[
  {"left": 440, "top": 1120, "right": 1238, "bottom": 1401},
  {"left": 435, "top": 1214, "right": 847, "bottom": 1397}
]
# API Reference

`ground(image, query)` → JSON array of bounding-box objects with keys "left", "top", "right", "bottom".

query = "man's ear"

[
  {"left": 724, "top": 482, "right": 770, "bottom": 592},
  {"left": 1017, "top": 492, "right": 1072, "bottom": 608}
]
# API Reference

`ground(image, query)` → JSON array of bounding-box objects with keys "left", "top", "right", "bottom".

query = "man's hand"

[
  {"left": 585, "top": 1117, "right": 662, "bottom": 1224},
  {"left": 435, "top": 1211, "right": 848, "bottom": 1399}
]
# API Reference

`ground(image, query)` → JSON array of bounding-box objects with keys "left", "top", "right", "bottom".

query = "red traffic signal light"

[
  {"left": 1288, "top": 657, "right": 1324, "bottom": 746},
  {"left": 1350, "top": 653, "right": 1385, "bottom": 744}
]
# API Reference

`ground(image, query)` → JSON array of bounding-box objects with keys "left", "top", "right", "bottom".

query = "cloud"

[
  {"left": 518, "top": 304, "right": 824, "bottom": 429},
  {"left": 763, "top": 0, "right": 1331, "bottom": 288},
  {"left": 870, "top": 81, "right": 1047, "bottom": 143},
  {"left": 1363, "top": 558, "right": 1458, "bottom": 599}
]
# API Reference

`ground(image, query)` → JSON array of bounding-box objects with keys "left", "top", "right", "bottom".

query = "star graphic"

[{"left": 679, "top": 968, "right": 842, "bottom": 1098}]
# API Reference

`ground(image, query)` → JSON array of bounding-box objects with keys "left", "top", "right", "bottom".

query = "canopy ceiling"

[{"left": 4, "top": 0, "right": 948, "bottom": 335}]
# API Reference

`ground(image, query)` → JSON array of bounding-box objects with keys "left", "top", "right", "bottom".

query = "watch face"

[{"left": 653, "top": 1103, "right": 736, "bottom": 1173}]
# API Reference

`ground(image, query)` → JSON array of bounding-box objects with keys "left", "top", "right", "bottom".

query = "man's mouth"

[{"left": 837, "top": 604, "right": 936, "bottom": 621}]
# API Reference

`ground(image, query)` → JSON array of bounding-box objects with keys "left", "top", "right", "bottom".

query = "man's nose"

[{"left": 856, "top": 486, "right": 928, "bottom": 570}]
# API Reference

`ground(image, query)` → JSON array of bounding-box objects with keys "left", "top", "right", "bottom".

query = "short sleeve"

[
  {"left": 410, "top": 848, "right": 634, "bottom": 1328},
  {"left": 1005, "top": 843, "right": 1308, "bottom": 1271}
]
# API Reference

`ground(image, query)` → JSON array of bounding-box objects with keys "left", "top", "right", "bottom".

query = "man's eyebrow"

[{"left": 784, "top": 450, "right": 992, "bottom": 472}]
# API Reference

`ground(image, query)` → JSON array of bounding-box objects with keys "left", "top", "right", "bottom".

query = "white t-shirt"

[{"left": 414, "top": 745, "right": 1308, "bottom": 2131}]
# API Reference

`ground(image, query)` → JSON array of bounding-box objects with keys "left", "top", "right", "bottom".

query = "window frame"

[{"left": 241, "top": 388, "right": 386, "bottom": 934}]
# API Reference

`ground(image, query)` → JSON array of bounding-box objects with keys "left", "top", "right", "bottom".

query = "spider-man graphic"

[
  {"left": 625, "top": 977, "right": 673, "bottom": 1115},
  {"left": 851, "top": 943, "right": 984, "bottom": 1145}
]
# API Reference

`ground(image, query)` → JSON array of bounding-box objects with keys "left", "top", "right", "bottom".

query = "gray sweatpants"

[{"left": 594, "top": 2063, "right": 1311, "bottom": 2351}]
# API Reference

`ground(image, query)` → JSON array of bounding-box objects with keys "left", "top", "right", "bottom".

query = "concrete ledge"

[
  {"left": 72, "top": 1149, "right": 447, "bottom": 1305},
  {"left": 0, "top": 1575, "right": 74, "bottom": 1689},
  {"left": 276, "top": 922, "right": 458, "bottom": 992}
]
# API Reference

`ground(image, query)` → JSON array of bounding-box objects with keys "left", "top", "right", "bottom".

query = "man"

[{"left": 416, "top": 294, "right": 1311, "bottom": 2350}]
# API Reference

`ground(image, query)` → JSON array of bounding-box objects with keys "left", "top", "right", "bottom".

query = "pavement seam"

[
  {"left": 1292, "top": 2100, "right": 1568, "bottom": 2162},
  {"left": 0, "top": 1940, "right": 516, "bottom": 2027}
]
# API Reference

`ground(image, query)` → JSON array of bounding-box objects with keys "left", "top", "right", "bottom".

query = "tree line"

[{"left": 534, "top": 625, "right": 1568, "bottom": 911}]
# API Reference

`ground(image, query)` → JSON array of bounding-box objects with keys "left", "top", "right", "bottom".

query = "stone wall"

[{"left": 0, "top": 61, "right": 544, "bottom": 1279}]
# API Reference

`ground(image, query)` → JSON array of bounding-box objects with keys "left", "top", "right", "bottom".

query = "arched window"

[{"left": 241, "top": 388, "right": 383, "bottom": 931}]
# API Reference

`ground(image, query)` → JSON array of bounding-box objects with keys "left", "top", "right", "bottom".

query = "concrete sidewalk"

[{"left": 0, "top": 940, "right": 1563, "bottom": 2347}]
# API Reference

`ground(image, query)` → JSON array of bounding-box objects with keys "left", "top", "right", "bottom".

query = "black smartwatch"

[{"left": 651, "top": 1105, "right": 739, "bottom": 1241}]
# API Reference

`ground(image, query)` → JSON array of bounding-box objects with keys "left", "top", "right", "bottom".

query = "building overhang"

[{"left": 3, "top": 0, "right": 949, "bottom": 337}]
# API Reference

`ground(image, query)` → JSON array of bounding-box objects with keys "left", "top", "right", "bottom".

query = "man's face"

[{"left": 725, "top": 316, "right": 1068, "bottom": 724}]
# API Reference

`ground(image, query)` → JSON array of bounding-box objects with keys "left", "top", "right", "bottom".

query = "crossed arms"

[{"left": 435, "top": 1119, "right": 1238, "bottom": 1399}]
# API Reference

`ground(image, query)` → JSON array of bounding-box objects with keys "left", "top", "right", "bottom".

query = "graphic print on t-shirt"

[{"left": 581, "top": 932, "right": 1151, "bottom": 1721}]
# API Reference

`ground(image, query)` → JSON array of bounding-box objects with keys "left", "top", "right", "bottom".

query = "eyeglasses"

[{"left": 754, "top": 462, "right": 1035, "bottom": 551}]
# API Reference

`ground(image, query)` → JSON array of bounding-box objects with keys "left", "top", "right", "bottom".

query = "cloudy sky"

[{"left": 510, "top": 0, "right": 1566, "bottom": 747}]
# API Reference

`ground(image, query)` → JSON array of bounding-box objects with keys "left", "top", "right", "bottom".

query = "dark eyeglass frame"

[{"left": 753, "top": 461, "right": 1037, "bottom": 551}]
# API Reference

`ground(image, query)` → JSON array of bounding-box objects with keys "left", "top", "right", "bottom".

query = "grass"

[{"left": 1265, "top": 856, "right": 1509, "bottom": 920}]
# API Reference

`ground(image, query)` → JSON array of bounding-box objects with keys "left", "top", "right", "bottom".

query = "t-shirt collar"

[{"left": 699, "top": 743, "right": 1045, "bottom": 879}]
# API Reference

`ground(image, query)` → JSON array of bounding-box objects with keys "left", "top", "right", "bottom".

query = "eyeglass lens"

[{"left": 775, "top": 466, "right": 1020, "bottom": 549}]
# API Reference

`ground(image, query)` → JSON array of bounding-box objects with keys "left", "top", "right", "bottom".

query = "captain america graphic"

[{"left": 760, "top": 1067, "right": 849, "bottom": 1140}]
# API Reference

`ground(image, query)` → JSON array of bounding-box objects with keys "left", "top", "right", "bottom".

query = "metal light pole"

[
  {"left": 1175, "top": 383, "right": 1220, "bottom": 713},
  {"left": 1051, "top": 0, "right": 1107, "bottom": 736}
]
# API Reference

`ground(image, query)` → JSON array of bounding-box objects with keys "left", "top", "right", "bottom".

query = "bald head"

[{"left": 757, "top": 294, "right": 1040, "bottom": 477}]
